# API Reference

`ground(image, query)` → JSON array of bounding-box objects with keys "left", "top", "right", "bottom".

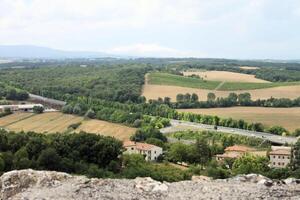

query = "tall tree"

[
  {"left": 191, "top": 93, "right": 199, "bottom": 102},
  {"left": 207, "top": 93, "right": 216, "bottom": 102},
  {"left": 194, "top": 137, "right": 211, "bottom": 167}
]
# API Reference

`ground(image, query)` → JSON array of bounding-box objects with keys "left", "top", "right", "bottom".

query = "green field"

[
  {"left": 148, "top": 72, "right": 300, "bottom": 91},
  {"left": 148, "top": 72, "right": 220, "bottom": 90}
]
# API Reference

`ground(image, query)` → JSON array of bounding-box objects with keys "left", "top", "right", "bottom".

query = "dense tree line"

[
  {"left": 170, "top": 130, "right": 271, "bottom": 149},
  {"left": 0, "top": 130, "right": 191, "bottom": 182},
  {"left": 163, "top": 60, "right": 300, "bottom": 82},
  {"left": 62, "top": 96, "right": 294, "bottom": 136},
  {"left": 0, "top": 130, "right": 122, "bottom": 176},
  {"left": 0, "top": 83, "right": 29, "bottom": 101},
  {"left": 130, "top": 116, "right": 169, "bottom": 142},
  {"left": 0, "top": 65, "right": 151, "bottom": 103},
  {"left": 153, "top": 92, "right": 300, "bottom": 109}
]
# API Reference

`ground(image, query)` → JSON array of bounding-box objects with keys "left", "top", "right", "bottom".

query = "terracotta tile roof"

[
  {"left": 123, "top": 141, "right": 158, "bottom": 151},
  {"left": 269, "top": 149, "right": 291, "bottom": 156},
  {"left": 225, "top": 145, "right": 254, "bottom": 153},
  {"left": 216, "top": 151, "right": 242, "bottom": 159},
  {"left": 123, "top": 140, "right": 136, "bottom": 147}
]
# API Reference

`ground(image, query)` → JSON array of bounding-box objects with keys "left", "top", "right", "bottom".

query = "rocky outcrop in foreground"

[{"left": 1, "top": 170, "right": 300, "bottom": 200}]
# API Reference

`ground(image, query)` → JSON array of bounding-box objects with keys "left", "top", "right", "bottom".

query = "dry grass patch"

[
  {"left": 239, "top": 66, "right": 260, "bottom": 70},
  {"left": 0, "top": 112, "right": 34, "bottom": 127},
  {"left": 0, "top": 112, "right": 136, "bottom": 140},
  {"left": 183, "top": 71, "right": 269, "bottom": 83},
  {"left": 5, "top": 112, "right": 82, "bottom": 133},
  {"left": 76, "top": 119, "right": 136, "bottom": 141},
  {"left": 142, "top": 84, "right": 300, "bottom": 102},
  {"left": 178, "top": 107, "right": 300, "bottom": 132}
]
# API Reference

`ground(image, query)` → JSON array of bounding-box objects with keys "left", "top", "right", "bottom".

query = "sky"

[{"left": 0, "top": 0, "right": 300, "bottom": 59}]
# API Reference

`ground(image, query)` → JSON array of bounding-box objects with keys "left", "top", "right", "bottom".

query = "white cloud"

[
  {"left": 0, "top": 0, "right": 300, "bottom": 58},
  {"left": 108, "top": 43, "right": 203, "bottom": 57}
]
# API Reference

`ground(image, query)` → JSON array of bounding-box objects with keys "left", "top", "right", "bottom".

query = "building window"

[
  {"left": 154, "top": 151, "right": 156, "bottom": 154},
  {"left": 131, "top": 147, "right": 134, "bottom": 150},
  {"left": 287, "top": 156, "right": 290, "bottom": 159}
]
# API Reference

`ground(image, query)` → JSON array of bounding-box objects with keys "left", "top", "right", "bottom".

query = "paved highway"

[{"left": 160, "top": 119, "right": 298, "bottom": 145}]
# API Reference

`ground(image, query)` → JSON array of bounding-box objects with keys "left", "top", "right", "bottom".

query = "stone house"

[
  {"left": 269, "top": 146, "right": 292, "bottom": 168},
  {"left": 215, "top": 145, "right": 255, "bottom": 162},
  {"left": 215, "top": 145, "right": 267, "bottom": 163},
  {"left": 123, "top": 141, "right": 163, "bottom": 161}
]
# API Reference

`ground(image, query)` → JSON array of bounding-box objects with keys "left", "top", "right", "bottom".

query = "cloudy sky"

[{"left": 0, "top": 0, "right": 300, "bottom": 59}]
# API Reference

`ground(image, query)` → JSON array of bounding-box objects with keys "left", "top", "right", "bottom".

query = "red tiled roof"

[
  {"left": 123, "top": 140, "right": 136, "bottom": 147},
  {"left": 216, "top": 151, "right": 242, "bottom": 159},
  {"left": 225, "top": 145, "right": 254, "bottom": 153},
  {"left": 269, "top": 149, "right": 291, "bottom": 156},
  {"left": 123, "top": 141, "right": 158, "bottom": 151}
]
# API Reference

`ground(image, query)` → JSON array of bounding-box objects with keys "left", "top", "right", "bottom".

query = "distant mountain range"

[{"left": 0, "top": 45, "right": 114, "bottom": 59}]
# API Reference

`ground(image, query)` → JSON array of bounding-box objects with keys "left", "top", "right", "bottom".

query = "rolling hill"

[{"left": 0, "top": 45, "right": 112, "bottom": 58}]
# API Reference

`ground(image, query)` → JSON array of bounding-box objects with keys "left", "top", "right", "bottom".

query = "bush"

[
  {"left": 68, "top": 122, "right": 82, "bottom": 130},
  {"left": 0, "top": 154, "right": 5, "bottom": 172},
  {"left": 207, "top": 166, "right": 230, "bottom": 179},
  {"left": 145, "top": 138, "right": 165, "bottom": 149},
  {"left": 265, "top": 168, "right": 291, "bottom": 179},
  {"left": 85, "top": 109, "right": 96, "bottom": 119},
  {"left": 33, "top": 106, "right": 44, "bottom": 114},
  {"left": 38, "top": 148, "right": 61, "bottom": 170},
  {"left": 268, "top": 126, "right": 289, "bottom": 136},
  {"left": 122, "top": 154, "right": 191, "bottom": 182},
  {"left": 232, "top": 154, "right": 269, "bottom": 175},
  {"left": 293, "top": 129, "right": 300, "bottom": 137}
]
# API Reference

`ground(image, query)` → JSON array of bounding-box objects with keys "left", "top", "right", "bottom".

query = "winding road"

[{"left": 160, "top": 119, "right": 298, "bottom": 145}]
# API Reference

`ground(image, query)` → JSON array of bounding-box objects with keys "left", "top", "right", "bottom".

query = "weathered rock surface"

[{"left": 1, "top": 169, "right": 300, "bottom": 200}]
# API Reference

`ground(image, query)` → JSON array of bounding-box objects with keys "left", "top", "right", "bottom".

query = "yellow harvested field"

[
  {"left": 182, "top": 71, "right": 269, "bottom": 83},
  {"left": 142, "top": 84, "right": 300, "bottom": 101},
  {"left": 0, "top": 112, "right": 34, "bottom": 127},
  {"left": 6, "top": 112, "right": 82, "bottom": 133},
  {"left": 0, "top": 112, "right": 136, "bottom": 140},
  {"left": 239, "top": 66, "right": 260, "bottom": 70},
  {"left": 178, "top": 107, "right": 300, "bottom": 131},
  {"left": 76, "top": 119, "right": 136, "bottom": 141}
]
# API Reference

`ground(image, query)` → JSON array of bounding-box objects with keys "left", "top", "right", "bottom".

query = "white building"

[
  {"left": 0, "top": 104, "right": 44, "bottom": 112},
  {"left": 269, "top": 146, "right": 292, "bottom": 168},
  {"left": 123, "top": 141, "right": 163, "bottom": 161}
]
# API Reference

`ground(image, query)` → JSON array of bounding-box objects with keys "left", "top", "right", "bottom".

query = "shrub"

[{"left": 68, "top": 122, "right": 82, "bottom": 130}]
